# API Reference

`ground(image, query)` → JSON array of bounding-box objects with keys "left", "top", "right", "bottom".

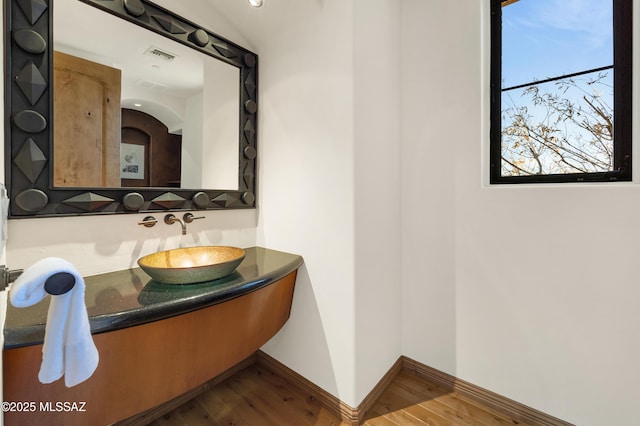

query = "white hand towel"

[{"left": 10, "top": 257, "right": 99, "bottom": 387}]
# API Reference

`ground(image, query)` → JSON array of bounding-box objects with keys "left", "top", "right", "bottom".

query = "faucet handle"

[
  {"left": 138, "top": 216, "right": 157, "bottom": 228},
  {"left": 183, "top": 213, "right": 205, "bottom": 223},
  {"left": 164, "top": 214, "right": 178, "bottom": 225}
]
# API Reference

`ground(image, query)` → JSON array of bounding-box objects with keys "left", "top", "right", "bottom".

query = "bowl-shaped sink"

[{"left": 137, "top": 246, "right": 246, "bottom": 284}]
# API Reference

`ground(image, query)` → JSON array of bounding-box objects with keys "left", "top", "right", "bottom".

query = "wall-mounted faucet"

[
  {"left": 164, "top": 214, "right": 187, "bottom": 235},
  {"left": 163, "top": 213, "right": 205, "bottom": 235}
]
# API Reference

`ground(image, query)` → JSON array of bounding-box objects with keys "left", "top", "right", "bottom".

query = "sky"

[
  {"left": 500, "top": 0, "right": 615, "bottom": 175},
  {"left": 502, "top": 0, "right": 613, "bottom": 89}
]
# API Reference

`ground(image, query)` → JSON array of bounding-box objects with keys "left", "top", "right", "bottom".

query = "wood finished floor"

[{"left": 147, "top": 364, "right": 527, "bottom": 426}]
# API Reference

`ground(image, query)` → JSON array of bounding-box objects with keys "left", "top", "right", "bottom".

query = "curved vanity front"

[{"left": 3, "top": 247, "right": 303, "bottom": 426}]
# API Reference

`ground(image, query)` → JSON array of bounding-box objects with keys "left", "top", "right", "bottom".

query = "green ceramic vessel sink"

[{"left": 137, "top": 246, "right": 246, "bottom": 284}]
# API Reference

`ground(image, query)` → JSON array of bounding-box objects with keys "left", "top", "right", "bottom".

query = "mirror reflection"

[{"left": 53, "top": 0, "right": 240, "bottom": 190}]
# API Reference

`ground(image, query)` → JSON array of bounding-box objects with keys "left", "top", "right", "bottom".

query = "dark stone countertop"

[{"left": 4, "top": 247, "right": 303, "bottom": 349}]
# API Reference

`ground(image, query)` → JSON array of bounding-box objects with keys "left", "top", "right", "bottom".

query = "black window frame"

[{"left": 490, "top": 0, "right": 633, "bottom": 184}]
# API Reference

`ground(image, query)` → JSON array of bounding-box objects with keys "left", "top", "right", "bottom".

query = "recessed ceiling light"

[{"left": 248, "top": 0, "right": 263, "bottom": 7}]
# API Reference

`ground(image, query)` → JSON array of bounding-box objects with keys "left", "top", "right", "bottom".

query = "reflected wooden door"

[{"left": 53, "top": 51, "right": 121, "bottom": 187}]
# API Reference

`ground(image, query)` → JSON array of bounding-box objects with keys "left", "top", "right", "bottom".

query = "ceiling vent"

[
  {"left": 144, "top": 46, "right": 176, "bottom": 62},
  {"left": 136, "top": 80, "right": 168, "bottom": 91}
]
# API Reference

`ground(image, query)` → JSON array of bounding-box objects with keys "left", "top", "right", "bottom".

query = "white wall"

[
  {"left": 255, "top": 0, "right": 404, "bottom": 407},
  {"left": 401, "top": 1, "right": 640, "bottom": 425},
  {"left": 7, "top": 210, "right": 257, "bottom": 276},
  {"left": 254, "top": 0, "right": 358, "bottom": 405},
  {"left": 352, "top": 0, "right": 403, "bottom": 402},
  {"left": 400, "top": 0, "right": 458, "bottom": 375}
]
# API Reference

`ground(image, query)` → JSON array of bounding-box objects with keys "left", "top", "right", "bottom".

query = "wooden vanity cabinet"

[{"left": 3, "top": 271, "right": 297, "bottom": 426}]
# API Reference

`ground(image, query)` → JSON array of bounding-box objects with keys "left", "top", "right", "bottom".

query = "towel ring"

[{"left": 44, "top": 272, "right": 76, "bottom": 295}]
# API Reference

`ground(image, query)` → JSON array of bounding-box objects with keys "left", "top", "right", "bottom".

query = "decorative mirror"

[{"left": 5, "top": 0, "right": 258, "bottom": 218}]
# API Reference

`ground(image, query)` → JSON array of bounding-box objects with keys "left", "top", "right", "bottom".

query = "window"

[{"left": 490, "top": 0, "right": 632, "bottom": 183}]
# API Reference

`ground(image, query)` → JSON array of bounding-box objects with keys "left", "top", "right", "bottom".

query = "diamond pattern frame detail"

[
  {"left": 16, "top": 61, "right": 47, "bottom": 106},
  {"left": 152, "top": 192, "right": 186, "bottom": 209},
  {"left": 212, "top": 41, "right": 237, "bottom": 59},
  {"left": 16, "top": 0, "right": 47, "bottom": 25},
  {"left": 244, "top": 120, "right": 256, "bottom": 144},
  {"left": 14, "top": 138, "right": 46, "bottom": 183},
  {"left": 244, "top": 73, "right": 256, "bottom": 98},
  {"left": 152, "top": 15, "right": 186, "bottom": 34},
  {"left": 243, "top": 163, "right": 255, "bottom": 189},
  {"left": 211, "top": 193, "right": 242, "bottom": 208},
  {"left": 63, "top": 192, "right": 115, "bottom": 212}
]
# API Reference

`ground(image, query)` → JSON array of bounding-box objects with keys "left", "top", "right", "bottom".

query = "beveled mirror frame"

[{"left": 5, "top": 0, "right": 258, "bottom": 218}]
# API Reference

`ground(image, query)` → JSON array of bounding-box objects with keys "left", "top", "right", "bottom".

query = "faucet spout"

[{"left": 164, "top": 214, "right": 187, "bottom": 235}]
